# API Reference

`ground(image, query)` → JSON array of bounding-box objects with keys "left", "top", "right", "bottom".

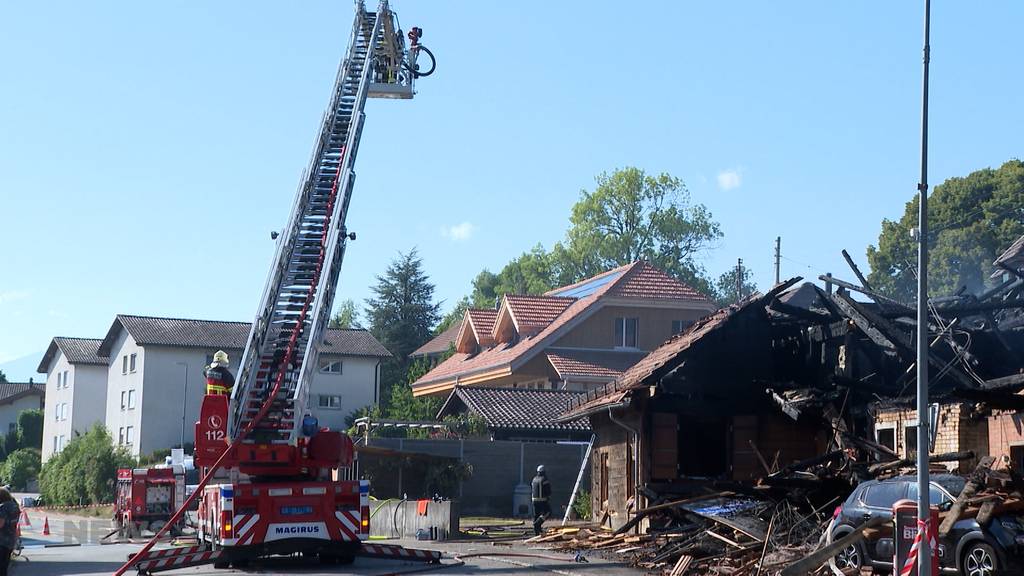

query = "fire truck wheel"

[{"left": 213, "top": 558, "right": 231, "bottom": 569}]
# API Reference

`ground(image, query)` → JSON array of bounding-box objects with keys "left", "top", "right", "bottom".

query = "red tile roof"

[
  {"left": 504, "top": 295, "right": 576, "bottom": 332},
  {"left": 412, "top": 261, "right": 715, "bottom": 394},
  {"left": 608, "top": 262, "right": 711, "bottom": 301},
  {"left": 466, "top": 309, "right": 498, "bottom": 341},
  {"left": 545, "top": 349, "right": 648, "bottom": 380}
]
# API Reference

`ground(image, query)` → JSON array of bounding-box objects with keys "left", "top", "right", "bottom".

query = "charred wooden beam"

[
  {"left": 819, "top": 275, "right": 914, "bottom": 312},
  {"left": 979, "top": 372, "right": 1024, "bottom": 391},
  {"left": 832, "top": 290, "right": 979, "bottom": 390},
  {"left": 939, "top": 456, "right": 994, "bottom": 537},
  {"left": 842, "top": 249, "right": 874, "bottom": 292},
  {"left": 867, "top": 450, "right": 974, "bottom": 476},
  {"left": 767, "top": 298, "right": 833, "bottom": 323},
  {"left": 883, "top": 297, "right": 1024, "bottom": 318}
]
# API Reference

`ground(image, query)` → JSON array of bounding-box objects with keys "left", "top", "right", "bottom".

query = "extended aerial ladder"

[{"left": 118, "top": 2, "right": 435, "bottom": 573}]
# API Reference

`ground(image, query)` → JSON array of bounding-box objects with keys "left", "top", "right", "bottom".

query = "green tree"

[
  {"left": 17, "top": 409, "right": 44, "bottom": 451},
  {"left": 3, "top": 448, "right": 41, "bottom": 490},
  {"left": 715, "top": 262, "right": 758, "bottom": 305},
  {"left": 365, "top": 249, "right": 441, "bottom": 408},
  {"left": 0, "top": 371, "right": 6, "bottom": 384},
  {"left": 39, "top": 424, "right": 134, "bottom": 505},
  {"left": 329, "top": 299, "right": 362, "bottom": 329},
  {"left": 867, "top": 160, "right": 1024, "bottom": 301},
  {"left": 551, "top": 167, "right": 721, "bottom": 295}
]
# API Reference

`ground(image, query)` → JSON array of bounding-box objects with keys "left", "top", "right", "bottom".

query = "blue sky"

[{"left": 2, "top": 1, "right": 1022, "bottom": 380}]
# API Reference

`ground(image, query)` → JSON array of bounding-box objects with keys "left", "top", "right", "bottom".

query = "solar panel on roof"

[{"left": 548, "top": 271, "right": 623, "bottom": 298}]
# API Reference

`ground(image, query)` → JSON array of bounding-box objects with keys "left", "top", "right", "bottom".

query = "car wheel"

[
  {"left": 830, "top": 539, "right": 864, "bottom": 571},
  {"left": 962, "top": 542, "right": 998, "bottom": 576}
]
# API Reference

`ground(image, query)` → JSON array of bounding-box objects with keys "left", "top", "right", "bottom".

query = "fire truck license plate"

[{"left": 280, "top": 505, "right": 314, "bottom": 516}]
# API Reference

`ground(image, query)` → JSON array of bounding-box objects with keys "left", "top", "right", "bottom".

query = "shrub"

[
  {"left": 571, "top": 488, "right": 592, "bottom": 521},
  {"left": 3, "top": 448, "right": 41, "bottom": 490},
  {"left": 18, "top": 409, "right": 44, "bottom": 451},
  {"left": 39, "top": 425, "right": 135, "bottom": 505}
]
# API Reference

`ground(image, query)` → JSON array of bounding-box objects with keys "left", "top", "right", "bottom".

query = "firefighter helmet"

[{"left": 213, "top": 350, "right": 230, "bottom": 366}]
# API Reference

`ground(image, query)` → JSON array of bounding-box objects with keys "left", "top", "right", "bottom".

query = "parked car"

[{"left": 827, "top": 474, "right": 1024, "bottom": 576}]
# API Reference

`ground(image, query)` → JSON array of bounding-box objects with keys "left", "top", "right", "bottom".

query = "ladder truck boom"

[{"left": 119, "top": 2, "right": 432, "bottom": 573}]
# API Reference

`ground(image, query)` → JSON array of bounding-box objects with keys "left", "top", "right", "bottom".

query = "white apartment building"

[
  {"left": 38, "top": 337, "right": 107, "bottom": 461},
  {"left": 40, "top": 315, "right": 390, "bottom": 459}
]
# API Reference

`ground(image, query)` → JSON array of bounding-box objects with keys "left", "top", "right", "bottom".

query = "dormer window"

[{"left": 615, "top": 317, "right": 638, "bottom": 348}]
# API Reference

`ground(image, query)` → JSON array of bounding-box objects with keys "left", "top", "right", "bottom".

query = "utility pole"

[
  {"left": 915, "top": 0, "right": 933, "bottom": 574},
  {"left": 735, "top": 258, "right": 744, "bottom": 300},
  {"left": 774, "top": 236, "right": 781, "bottom": 284}
]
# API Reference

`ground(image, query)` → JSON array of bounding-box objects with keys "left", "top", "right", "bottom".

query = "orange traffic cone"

[
  {"left": 42, "top": 516, "right": 50, "bottom": 536},
  {"left": 19, "top": 509, "right": 30, "bottom": 527}
]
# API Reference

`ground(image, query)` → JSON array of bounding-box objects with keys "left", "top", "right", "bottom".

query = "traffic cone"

[
  {"left": 42, "top": 516, "right": 50, "bottom": 536},
  {"left": 19, "top": 509, "right": 30, "bottom": 527}
]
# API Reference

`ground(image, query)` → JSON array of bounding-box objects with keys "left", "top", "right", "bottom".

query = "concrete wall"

[
  {"left": 42, "top": 353, "right": 107, "bottom": 462},
  {"left": 369, "top": 499, "right": 458, "bottom": 539},
  {"left": 360, "top": 438, "right": 591, "bottom": 518}
]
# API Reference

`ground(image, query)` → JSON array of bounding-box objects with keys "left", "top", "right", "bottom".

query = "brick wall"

[
  {"left": 872, "top": 403, "right": 987, "bottom": 472},
  {"left": 988, "top": 411, "right": 1024, "bottom": 469}
]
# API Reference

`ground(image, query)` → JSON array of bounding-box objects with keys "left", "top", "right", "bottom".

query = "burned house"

[{"left": 559, "top": 270, "right": 1024, "bottom": 531}]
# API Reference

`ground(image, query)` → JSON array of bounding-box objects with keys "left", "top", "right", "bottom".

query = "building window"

[
  {"left": 877, "top": 428, "right": 896, "bottom": 452},
  {"left": 672, "top": 320, "right": 692, "bottom": 335},
  {"left": 122, "top": 355, "right": 128, "bottom": 375},
  {"left": 318, "top": 395, "right": 342, "bottom": 409},
  {"left": 7, "top": 423, "right": 14, "bottom": 434},
  {"left": 614, "top": 317, "right": 639, "bottom": 348},
  {"left": 125, "top": 426, "right": 134, "bottom": 445},
  {"left": 121, "top": 391, "right": 127, "bottom": 410},
  {"left": 129, "top": 353, "right": 137, "bottom": 373},
  {"left": 319, "top": 359, "right": 344, "bottom": 374},
  {"left": 53, "top": 436, "right": 58, "bottom": 453},
  {"left": 127, "top": 390, "right": 136, "bottom": 410},
  {"left": 119, "top": 427, "right": 125, "bottom": 445},
  {"left": 59, "top": 435, "right": 66, "bottom": 450},
  {"left": 905, "top": 425, "right": 918, "bottom": 459},
  {"left": 1011, "top": 445, "right": 1024, "bottom": 474}
]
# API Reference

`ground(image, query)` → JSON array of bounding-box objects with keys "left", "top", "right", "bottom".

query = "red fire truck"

[{"left": 115, "top": 467, "right": 185, "bottom": 538}]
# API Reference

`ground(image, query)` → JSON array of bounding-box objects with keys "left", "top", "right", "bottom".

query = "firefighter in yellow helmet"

[{"left": 204, "top": 350, "right": 235, "bottom": 395}]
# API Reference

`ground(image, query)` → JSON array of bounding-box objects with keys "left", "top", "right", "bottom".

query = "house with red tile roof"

[{"left": 411, "top": 261, "right": 718, "bottom": 397}]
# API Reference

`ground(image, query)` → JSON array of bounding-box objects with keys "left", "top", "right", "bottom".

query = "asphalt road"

[{"left": 15, "top": 528, "right": 640, "bottom": 576}]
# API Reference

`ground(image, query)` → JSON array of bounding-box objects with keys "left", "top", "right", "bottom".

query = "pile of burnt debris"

[
  {"left": 535, "top": 242, "right": 1024, "bottom": 574},
  {"left": 530, "top": 452, "right": 1024, "bottom": 575}
]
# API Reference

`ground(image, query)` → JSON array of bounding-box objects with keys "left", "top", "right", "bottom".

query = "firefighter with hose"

[
  {"left": 531, "top": 465, "right": 552, "bottom": 536},
  {"left": 204, "top": 350, "right": 235, "bottom": 395}
]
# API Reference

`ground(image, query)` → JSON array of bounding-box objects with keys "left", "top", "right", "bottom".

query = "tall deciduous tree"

[
  {"left": 551, "top": 167, "right": 722, "bottom": 296},
  {"left": 867, "top": 160, "right": 1024, "bottom": 301},
  {"left": 715, "top": 263, "right": 758, "bottom": 305},
  {"left": 365, "top": 249, "right": 441, "bottom": 407},
  {"left": 0, "top": 370, "right": 6, "bottom": 384},
  {"left": 329, "top": 299, "right": 362, "bottom": 329}
]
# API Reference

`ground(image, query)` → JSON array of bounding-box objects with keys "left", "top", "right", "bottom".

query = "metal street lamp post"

[{"left": 175, "top": 362, "right": 188, "bottom": 449}]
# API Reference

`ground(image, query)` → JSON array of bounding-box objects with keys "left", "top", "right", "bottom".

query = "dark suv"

[{"left": 828, "top": 474, "right": 1024, "bottom": 576}]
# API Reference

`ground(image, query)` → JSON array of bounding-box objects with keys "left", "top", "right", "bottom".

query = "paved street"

[{"left": 15, "top": 506, "right": 638, "bottom": 576}]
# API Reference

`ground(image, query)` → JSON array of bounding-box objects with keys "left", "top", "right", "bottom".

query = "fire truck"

[
  {"left": 115, "top": 467, "right": 185, "bottom": 538},
  {"left": 119, "top": 1, "right": 435, "bottom": 573}
]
